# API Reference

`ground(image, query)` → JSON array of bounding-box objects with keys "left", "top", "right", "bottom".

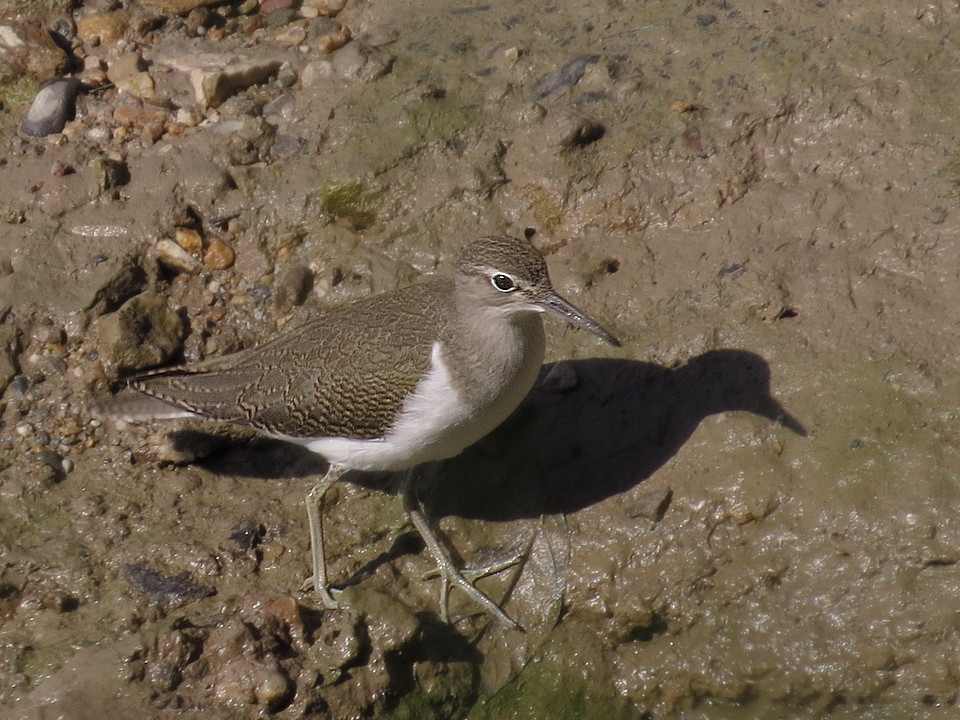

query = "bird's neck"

[{"left": 440, "top": 295, "right": 546, "bottom": 412}]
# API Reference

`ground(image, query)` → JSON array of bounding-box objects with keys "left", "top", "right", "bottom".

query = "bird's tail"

[{"left": 89, "top": 390, "right": 199, "bottom": 422}]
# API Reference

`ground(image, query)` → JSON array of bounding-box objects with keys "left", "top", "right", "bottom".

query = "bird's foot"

[
  {"left": 423, "top": 549, "right": 527, "bottom": 631},
  {"left": 300, "top": 576, "right": 343, "bottom": 610}
]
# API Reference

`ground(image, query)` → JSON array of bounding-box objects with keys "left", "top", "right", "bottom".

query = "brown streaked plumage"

[{"left": 94, "top": 235, "right": 620, "bottom": 629}]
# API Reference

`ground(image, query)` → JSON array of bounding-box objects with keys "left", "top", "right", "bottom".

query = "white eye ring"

[{"left": 491, "top": 273, "right": 517, "bottom": 292}]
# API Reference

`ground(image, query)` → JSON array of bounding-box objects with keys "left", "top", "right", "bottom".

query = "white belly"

[{"left": 300, "top": 337, "right": 540, "bottom": 472}]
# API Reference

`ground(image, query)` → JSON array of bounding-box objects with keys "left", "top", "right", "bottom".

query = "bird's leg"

[
  {"left": 399, "top": 469, "right": 522, "bottom": 630},
  {"left": 305, "top": 463, "right": 348, "bottom": 609}
]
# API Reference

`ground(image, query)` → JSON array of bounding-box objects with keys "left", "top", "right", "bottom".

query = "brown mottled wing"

[{"left": 130, "top": 281, "right": 452, "bottom": 440}]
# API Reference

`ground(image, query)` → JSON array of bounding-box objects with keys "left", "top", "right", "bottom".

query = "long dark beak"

[{"left": 539, "top": 291, "right": 621, "bottom": 347}]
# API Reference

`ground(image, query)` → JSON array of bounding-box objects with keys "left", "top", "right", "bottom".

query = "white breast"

[{"left": 301, "top": 342, "right": 479, "bottom": 472}]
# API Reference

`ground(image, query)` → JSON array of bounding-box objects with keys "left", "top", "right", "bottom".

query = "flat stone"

[
  {"left": 155, "top": 51, "right": 283, "bottom": 108},
  {"left": 140, "top": 0, "right": 225, "bottom": 15},
  {"left": 97, "top": 292, "right": 186, "bottom": 374},
  {"left": 114, "top": 104, "right": 168, "bottom": 129},
  {"left": 76, "top": 10, "right": 130, "bottom": 46},
  {"left": 0, "top": 21, "right": 70, "bottom": 84}
]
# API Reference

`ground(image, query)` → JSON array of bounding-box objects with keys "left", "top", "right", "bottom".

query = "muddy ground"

[{"left": 2, "top": 0, "right": 960, "bottom": 718}]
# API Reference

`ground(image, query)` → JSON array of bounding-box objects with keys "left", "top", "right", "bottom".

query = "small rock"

[
  {"left": 275, "top": 264, "right": 313, "bottom": 309},
  {"left": 141, "top": 0, "right": 225, "bottom": 15},
  {"left": 670, "top": 100, "right": 699, "bottom": 113},
  {"left": 252, "top": 664, "right": 291, "bottom": 709},
  {"left": 271, "top": 133, "right": 303, "bottom": 157},
  {"left": 271, "top": 24, "right": 306, "bottom": 46},
  {"left": 331, "top": 41, "right": 393, "bottom": 82},
  {"left": 540, "top": 111, "right": 606, "bottom": 151},
  {"left": 76, "top": 10, "right": 130, "bottom": 46},
  {"left": 300, "top": 60, "right": 333, "bottom": 87},
  {"left": 262, "top": 92, "right": 294, "bottom": 121},
  {"left": 626, "top": 487, "right": 673, "bottom": 522},
  {"left": 276, "top": 61, "right": 298, "bottom": 87},
  {"left": 174, "top": 227, "right": 203, "bottom": 253},
  {"left": 264, "top": 8, "right": 300, "bottom": 29},
  {"left": 301, "top": 0, "right": 347, "bottom": 18},
  {"left": 312, "top": 20, "right": 351, "bottom": 54},
  {"left": 260, "top": 0, "right": 294, "bottom": 14},
  {"left": 141, "top": 121, "right": 165, "bottom": 146},
  {"left": 175, "top": 107, "right": 202, "bottom": 126},
  {"left": 156, "top": 239, "right": 203, "bottom": 274},
  {"left": 97, "top": 292, "right": 186, "bottom": 373},
  {"left": 107, "top": 52, "right": 155, "bottom": 98},
  {"left": 203, "top": 238, "right": 235, "bottom": 270},
  {"left": 0, "top": 21, "right": 70, "bottom": 83},
  {"left": 20, "top": 78, "right": 81, "bottom": 137}
]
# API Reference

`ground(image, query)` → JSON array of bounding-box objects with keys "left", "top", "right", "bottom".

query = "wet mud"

[{"left": 2, "top": 0, "right": 960, "bottom": 718}]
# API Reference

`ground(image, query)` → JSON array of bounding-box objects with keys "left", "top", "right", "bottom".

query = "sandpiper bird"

[{"left": 96, "top": 235, "right": 620, "bottom": 628}]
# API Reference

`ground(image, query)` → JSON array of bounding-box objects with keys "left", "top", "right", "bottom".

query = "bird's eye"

[{"left": 491, "top": 273, "right": 517, "bottom": 292}]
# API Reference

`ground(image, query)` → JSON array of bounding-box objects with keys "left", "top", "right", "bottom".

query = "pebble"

[
  {"left": 174, "top": 227, "right": 204, "bottom": 253},
  {"left": 175, "top": 108, "right": 202, "bottom": 126},
  {"left": 20, "top": 78, "right": 82, "bottom": 137},
  {"left": 107, "top": 52, "right": 155, "bottom": 98},
  {"left": 203, "top": 238, "right": 236, "bottom": 270},
  {"left": 300, "top": 60, "right": 333, "bottom": 87},
  {"left": 252, "top": 665, "right": 291, "bottom": 709},
  {"left": 156, "top": 238, "right": 203, "bottom": 273},
  {"left": 301, "top": 0, "right": 347, "bottom": 17},
  {"left": 313, "top": 20, "right": 351, "bottom": 54},
  {"left": 262, "top": 92, "right": 294, "bottom": 121},
  {"left": 275, "top": 264, "right": 313, "bottom": 309},
  {"left": 260, "top": 0, "right": 293, "bottom": 13}
]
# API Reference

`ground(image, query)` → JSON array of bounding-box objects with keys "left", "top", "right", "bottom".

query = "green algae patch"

[
  {"left": 319, "top": 178, "right": 381, "bottom": 229},
  {"left": 469, "top": 657, "right": 641, "bottom": 720},
  {"left": 0, "top": 76, "right": 40, "bottom": 111}
]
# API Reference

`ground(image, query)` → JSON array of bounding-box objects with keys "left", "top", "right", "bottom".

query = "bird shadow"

[{"left": 187, "top": 348, "right": 804, "bottom": 522}]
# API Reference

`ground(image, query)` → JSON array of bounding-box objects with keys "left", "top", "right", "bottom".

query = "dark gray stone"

[{"left": 20, "top": 78, "right": 81, "bottom": 137}]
